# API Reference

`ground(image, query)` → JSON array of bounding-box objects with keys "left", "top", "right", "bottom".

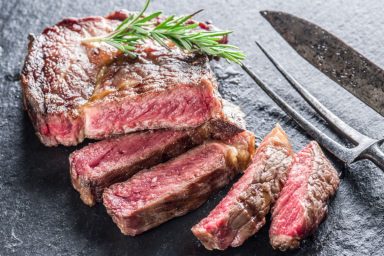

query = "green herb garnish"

[{"left": 82, "top": 0, "right": 245, "bottom": 64}]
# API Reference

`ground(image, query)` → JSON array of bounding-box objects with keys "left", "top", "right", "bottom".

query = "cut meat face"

[
  {"left": 191, "top": 124, "right": 293, "bottom": 250},
  {"left": 69, "top": 100, "right": 247, "bottom": 207},
  {"left": 69, "top": 127, "right": 210, "bottom": 206},
  {"left": 69, "top": 115, "right": 246, "bottom": 207},
  {"left": 21, "top": 10, "right": 232, "bottom": 146},
  {"left": 84, "top": 82, "right": 217, "bottom": 138},
  {"left": 102, "top": 131, "right": 255, "bottom": 236},
  {"left": 269, "top": 141, "right": 340, "bottom": 251}
]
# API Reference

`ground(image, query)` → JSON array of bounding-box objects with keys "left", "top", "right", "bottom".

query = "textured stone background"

[{"left": 1, "top": 0, "right": 383, "bottom": 255}]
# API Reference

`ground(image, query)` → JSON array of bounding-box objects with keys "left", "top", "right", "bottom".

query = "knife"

[{"left": 260, "top": 11, "right": 384, "bottom": 117}]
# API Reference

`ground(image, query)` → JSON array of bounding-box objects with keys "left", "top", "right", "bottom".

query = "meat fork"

[{"left": 241, "top": 42, "right": 384, "bottom": 171}]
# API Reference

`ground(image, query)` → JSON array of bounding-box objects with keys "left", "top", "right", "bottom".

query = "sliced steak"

[
  {"left": 191, "top": 124, "right": 294, "bottom": 250},
  {"left": 70, "top": 128, "right": 207, "bottom": 206},
  {"left": 102, "top": 131, "right": 255, "bottom": 236},
  {"left": 21, "top": 10, "right": 233, "bottom": 146},
  {"left": 269, "top": 141, "right": 340, "bottom": 251},
  {"left": 70, "top": 101, "right": 246, "bottom": 206}
]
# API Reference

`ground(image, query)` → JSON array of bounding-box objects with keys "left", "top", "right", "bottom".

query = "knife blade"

[{"left": 260, "top": 11, "right": 384, "bottom": 117}]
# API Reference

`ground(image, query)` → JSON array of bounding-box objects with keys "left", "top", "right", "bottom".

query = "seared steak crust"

[
  {"left": 102, "top": 131, "right": 255, "bottom": 236},
  {"left": 21, "top": 11, "right": 229, "bottom": 146},
  {"left": 191, "top": 124, "right": 293, "bottom": 250},
  {"left": 269, "top": 141, "right": 340, "bottom": 251}
]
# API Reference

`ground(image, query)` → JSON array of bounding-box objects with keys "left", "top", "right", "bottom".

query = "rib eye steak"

[
  {"left": 70, "top": 128, "right": 208, "bottom": 206},
  {"left": 70, "top": 112, "right": 247, "bottom": 207},
  {"left": 21, "top": 10, "right": 233, "bottom": 146},
  {"left": 102, "top": 131, "right": 255, "bottom": 236},
  {"left": 192, "top": 125, "right": 294, "bottom": 250},
  {"left": 269, "top": 141, "right": 340, "bottom": 251}
]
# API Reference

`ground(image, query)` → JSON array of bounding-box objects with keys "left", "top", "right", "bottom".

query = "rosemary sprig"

[{"left": 82, "top": 0, "right": 245, "bottom": 64}]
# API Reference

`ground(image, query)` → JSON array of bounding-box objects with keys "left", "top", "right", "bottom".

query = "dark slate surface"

[{"left": 1, "top": 0, "right": 383, "bottom": 255}]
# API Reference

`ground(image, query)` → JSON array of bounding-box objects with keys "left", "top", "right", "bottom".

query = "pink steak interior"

[
  {"left": 270, "top": 146, "right": 313, "bottom": 238},
  {"left": 70, "top": 129, "right": 185, "bottom": 180},
  {"left": 83, "top": 83, "right": 221, "bottom": 139},
  {"left": 103, "top": 143, "right": 228, "bottom": 215}
]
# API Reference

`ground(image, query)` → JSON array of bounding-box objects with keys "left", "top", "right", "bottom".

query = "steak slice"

[
  {"left": 69, "top": 101, "right": 246, "bottom": 207},
  {"left": 21, "top": 10, "right": 231, "bottom": 146},
  {"left": 70, "top": 128, "right": 207, "bottom": 206},
  {"left": 269, "top": 141, "right": 340, "bottom": 251},
  {"left": 191, "top": 124, "right": 294, "bottom": 250},
  {"left": 102, "top": 131, "right": 255, "bottom": 236}
]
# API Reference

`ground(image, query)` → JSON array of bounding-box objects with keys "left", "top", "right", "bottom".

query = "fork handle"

[{"left": 361, "top": 143, "right": 384, "bottom": 171}]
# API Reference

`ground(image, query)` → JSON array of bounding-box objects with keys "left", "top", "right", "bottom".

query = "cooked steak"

[
  {"left": 21, "top": 10, "right": 233, "bottom": 146},
  {"left": 191, "top": 124, "right": 293, "bottom": 250},
  {"left": 70, "top": 128, "right": 206, "bottom": 206},
  {"left": 269, "top": 141, "right": 340, "bottom": 251},
  {"left": 102, "top": 131, "right": 255, "bottom": 236},
  {"left": 69, "top": 111, "right": 246, "bottom": 207}
]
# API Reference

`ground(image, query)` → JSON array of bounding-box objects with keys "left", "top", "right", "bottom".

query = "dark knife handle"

[{"left": 361, "top": 143, "right": 384, "bottom": 171}]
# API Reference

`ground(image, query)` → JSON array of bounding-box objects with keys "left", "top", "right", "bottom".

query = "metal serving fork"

[{"left": 241, "top": 42, "right": 384, "bottom": 171}]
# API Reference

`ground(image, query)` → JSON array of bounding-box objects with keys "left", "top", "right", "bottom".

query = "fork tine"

[
  {"left": 241, "top": 63, "right": 353, "bottom": 163},
  {"left": 255, "top": 41, "right": 368, "bottom": 145}
]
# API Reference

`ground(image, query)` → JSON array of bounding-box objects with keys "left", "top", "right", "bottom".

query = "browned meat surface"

[
  {"left": 21, "top": 10, "right": 234, "bottom": 146},
  {"left": 102, "top": 131, "right": 255, "bottom": 236},
  {"left": 269, "top": 141, "right": 340, "bottom": 251},
  {"left": 191, "top": 124, "right": 294, "bottom": 250}
]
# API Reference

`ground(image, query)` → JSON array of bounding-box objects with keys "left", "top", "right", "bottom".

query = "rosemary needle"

[{"left": 82, "top": 0, "right": 245, "bottom": 64}]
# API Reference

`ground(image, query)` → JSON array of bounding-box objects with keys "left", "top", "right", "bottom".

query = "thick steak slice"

[
  {"left": 21, "top": 10, "right": 231, "bottom": 146},
  {"left": 70, "top": 103, "right": 246, "bottom": 207},
  {"left": 102, "top": 131, "right": 255, "bottom": 236},
  {"left": 70, "top": 127, "right": 209, "bottom": 206},
  {"left": 269, "top": 141, "right": 340, "bottom": 251},
  {"left": 191, "top": 124, "right": 293, "bottom": 250}
]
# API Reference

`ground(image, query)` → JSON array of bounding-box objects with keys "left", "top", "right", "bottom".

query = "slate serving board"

[{"left": 1, "top": 0, "right": 383, "bottom": 255}]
